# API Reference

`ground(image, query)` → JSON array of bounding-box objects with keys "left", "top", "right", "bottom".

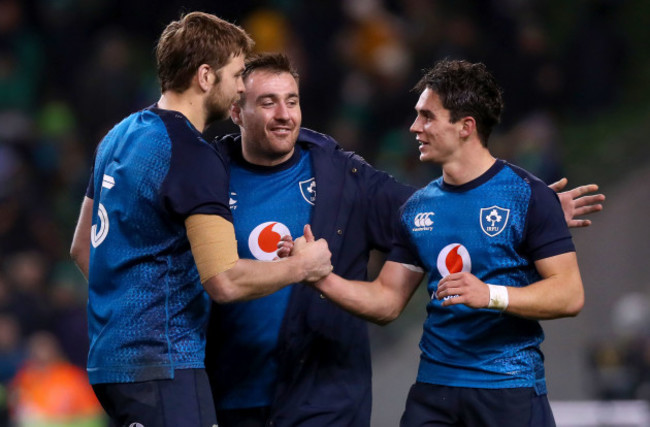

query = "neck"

[
  {"left": 241, "top": 145, "right": 295, "bottom": 167},
  {"left": 240, "top": 133, "right": 296, "bottom": 167},
  {"left": 158, "top": 92, "right": 206, "bottom": 132},
  {"left": 442, "top": 144, "right": 496, "bottom": 186}
]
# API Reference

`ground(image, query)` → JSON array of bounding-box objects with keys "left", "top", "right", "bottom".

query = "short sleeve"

[
  {"left": 523, "top": 180, "right": 575, "bottom": 260},
  {"left": 158, "top": 112, "right": 232, "bottom": 221},
  {"left": 359, "top": 159, "right": 416, "bottom": 253},
  {"left": 386, "top": 203, "right": 425, "bottom": 267}
]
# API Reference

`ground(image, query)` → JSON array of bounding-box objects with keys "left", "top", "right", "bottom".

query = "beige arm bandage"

[{"left": 185, "top": 214, "right": 239, "bottom": 283}]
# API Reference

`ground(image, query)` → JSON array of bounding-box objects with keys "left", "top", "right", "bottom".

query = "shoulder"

[
  {"left": 502, "top": 161, "right": 555, "bottom": 198},
  {"left": 297, "top": 127, "right": 341, "bottom": 149},
  {"left": 408, "top": 178, "right": 441, "bottom": 201},
  {"left": 97, "top": 108, "right": 168, "bottom": 159},
  {"left": 502, "top": 161, "right": 545, "bottom": 187},
  {"left": 298, "top": 128, "right": 376, "bottom": 171}
]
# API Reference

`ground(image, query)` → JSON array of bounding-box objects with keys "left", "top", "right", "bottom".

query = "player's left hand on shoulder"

[{"left": 550, "top": 178, "right": 605, "bottom": 228}]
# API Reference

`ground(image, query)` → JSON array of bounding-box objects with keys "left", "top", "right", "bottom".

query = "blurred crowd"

[
  {"left": 588, "top": 292, "right": 650, "bottom": 402},
  {"left": 0, "top": 0, "right": 638, "bottom": 424}
]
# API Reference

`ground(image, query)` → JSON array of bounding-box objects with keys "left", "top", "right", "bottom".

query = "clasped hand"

[{"left": 277, "top": 224, "right": 332, "bottom": 282}]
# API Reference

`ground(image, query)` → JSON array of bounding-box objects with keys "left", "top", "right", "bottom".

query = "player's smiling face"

[
  {"left": 233, "top": 70, "right": 302, "bottom": 166},
  {"left": 409, "top": 88, "right": 462, "bottom": 164}
]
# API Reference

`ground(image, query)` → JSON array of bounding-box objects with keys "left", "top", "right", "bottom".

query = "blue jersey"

[
  {"left": 389, "top": 160, "right": 574, "bottom": 395},
  {"left": 86, "top": 106, "right": 231, "bottom": 384},
  {"left": 210, "top": 146, "right": 314, "bottom": 409}
]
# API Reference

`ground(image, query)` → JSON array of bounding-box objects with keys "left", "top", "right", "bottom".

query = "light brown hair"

[{"left": 156, "top": 12, "right": 254, "bottom": 93}]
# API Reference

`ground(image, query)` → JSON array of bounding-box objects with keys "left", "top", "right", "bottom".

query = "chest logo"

[
  {"left": 413, "top": 212, "right": 434, "bottom": 231},
  {"left": 229, "top": 192, "right": 237, "bottom": 210},
  {"left": 436, "top": 243, "right": 472, "bottom": 277},
  {"left": 248, "top": 221, "right": 291, "bottom": 261},
  {"left": 299, "top": 178, "right": 316, "bottom": 205},
  {"left": 480, "top": 206, "right": 510, "bottom": 237}
]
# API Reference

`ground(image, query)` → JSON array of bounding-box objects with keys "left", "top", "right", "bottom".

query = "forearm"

[
  {"left": 438, "top": 253, "right": 584, "bottom": 320},
  {"left": 187, "top": 216, "right": 332, "bottom": 303},
  {"left": 505, "top": 276, "right": 583, "bottom": 319},
  {"left": 70, "top": 249, "right": 90, "bottom": 280},
  {"left": 503, "top": 253, "right": 584, "bottom": 319},
  {"left": 314, "top": 261, "right": 423, "bottom": 325},
  {"left": 204, "top": 257, "right": 313, "bottom": 303},
  {"left": 314, "top": 276, "right": 396, "bottom": 325},
  {"left": 70, "top": 197, "right": 93, "bottom": 280}
]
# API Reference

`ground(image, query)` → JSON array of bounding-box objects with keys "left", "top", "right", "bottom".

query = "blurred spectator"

[
  {"left": 0, "top": 315, "right": 24, "bottom": 384},
  {"left": 73, "top": 28, "right": 141, "bottom": 149},
  {"left": 32, "top": 0, "right": 110, "bottom": 92},
  {"left": 562, "top": 0, "right": 627, "bottom": 117},
  {"left": 0, "top": 314, "right": 24, "bottom": 425},
  {"left": 8, "top": 332, "right": 104, "bottom": 426},
  {"left": 588, "top": 293, "right": 650, "bottom": 401},
  {"left": 0, "top": 0, "right": 44, "bottom": 112},
  {"left": 48, "top": 264, "right": 89, "bottom": 369},
  {"left": 490, "top": 111, "right": 564, "bottom": 183},
  {"left": 333, "top": 0, "right": 414, "bottom": 159},
  {"left": 2, "top": 251, "right": 52, "bottom": 337}
]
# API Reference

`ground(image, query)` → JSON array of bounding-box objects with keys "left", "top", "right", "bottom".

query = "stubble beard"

[{"left": 205, "top": 86, "right": 236, "bottom": 125}]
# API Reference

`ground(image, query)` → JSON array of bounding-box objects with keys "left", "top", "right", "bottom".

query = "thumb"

[
  {"left": 548, "top": 177, "right": 567, "bottom": 193},
  {"left": 303, "top": 224, "right": 315, "bottom": 242}
]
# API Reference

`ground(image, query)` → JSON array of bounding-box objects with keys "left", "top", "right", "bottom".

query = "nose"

[
  {"left": 236, "top": 77, "right": 245, "bottom": 94},
  {"left": 275, "top": 102, "right": 290, "bottom": 120},
  {"left": 409, "top": 116, "right": 421, "bottom": 134}
]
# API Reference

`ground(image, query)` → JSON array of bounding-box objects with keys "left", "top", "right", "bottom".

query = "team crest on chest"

[
  {"left": 480, "top": 206, "right": 510, "bottom": 237},
  {"left": 299, "top": 178, "right": 316, "bottom": 205}
]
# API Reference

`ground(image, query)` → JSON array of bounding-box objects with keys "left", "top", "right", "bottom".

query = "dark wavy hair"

[
  {"left": 156, "top": 12, "right": 254, "bottom": 93},
  {"left": 414, "top": 59, "right": 504, "bottom": 146}
]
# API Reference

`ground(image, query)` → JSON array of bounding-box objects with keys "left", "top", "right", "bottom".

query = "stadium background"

[{"left": 0, "top": 0, "right": 649, "bottom": 425}]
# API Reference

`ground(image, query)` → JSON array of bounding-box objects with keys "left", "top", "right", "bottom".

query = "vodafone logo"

[
  {"left": 248, "top": 221, "right": 291, "bottom": 261},
  {"left": 436, "top": 243, "right": 471, "bottom": 277}
]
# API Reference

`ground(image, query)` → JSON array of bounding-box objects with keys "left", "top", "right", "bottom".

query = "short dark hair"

[
  {"left": 156, "top": 11, "right": 254, "bottom": 93},
  {"left": 414, "top": 59, "right": 504, "bottom": 145},
  {"left": 238, "top": 52, "right": 300, "bottom": 105},
  {"left": 242, "top": 52, "right": 299, "bottom": 82}
]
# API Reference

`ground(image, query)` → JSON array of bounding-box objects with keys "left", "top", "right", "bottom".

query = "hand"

[
  {"left": 292, "top": 224, "right": 333, "bottom": 283},
  {"left": 275, "top": 235, "right": 294, "bottom": 259},
  {"left": 436, "top": 272, "right": 489, "bottom": 309},
  {"left": 549, "top": 177, "right": 605, "bottom": 228}
]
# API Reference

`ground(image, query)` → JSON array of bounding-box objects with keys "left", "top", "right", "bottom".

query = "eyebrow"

[
  {"left": 416, "top": 107, "right": 434, "bottom": 118},
  {"left": 256, "top": 92, "right": 300, "bottom": 101}
]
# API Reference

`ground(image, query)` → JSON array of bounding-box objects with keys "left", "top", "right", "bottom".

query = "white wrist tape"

[{"left": 487, "top": 284, "right": 509, "bottom": 311}]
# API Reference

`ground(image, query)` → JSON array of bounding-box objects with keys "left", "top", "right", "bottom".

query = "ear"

[
  {"left": 459, "top": 116, "right": 476, "bottom": 138},
  {"left": 230, "top": 102, "right": 242, "bottom": 126},
  {"left": 197, "top": 64, "right": 213, "bottom": 92}
]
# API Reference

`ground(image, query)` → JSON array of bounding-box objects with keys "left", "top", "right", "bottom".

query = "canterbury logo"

[{"left": 414, "top": 212, "right": 434, "bottom": 228}]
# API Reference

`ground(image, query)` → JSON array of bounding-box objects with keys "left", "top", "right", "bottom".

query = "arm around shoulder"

[{"left": 550, "top": 178, "right": 605, "bottom": 228}]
